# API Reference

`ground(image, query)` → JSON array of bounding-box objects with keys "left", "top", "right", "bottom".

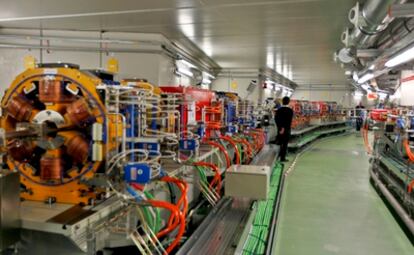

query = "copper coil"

[
  {"left": 65, "top": 135, "right": 89, "bottom": 163},
  {"left": 7, "top": 139, "right": 35, "bottom": 162},
  {"left": 40, "top": 156, "right": 63, "bottom": 180},
  {"left": 65, "top": 98, "right": 93, "bottom": 126},
  {"left": 6, "top": 95, "right": 34, "bottom": 121},
  {"left": 39, "top": 79, "right": 74, "bottom": 103}
]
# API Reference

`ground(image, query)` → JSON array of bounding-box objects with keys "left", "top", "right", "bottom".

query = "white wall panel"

[
  {"left": 158, "top": 54, "right": 192, "bottom": 87},
  {"left": 0, "top": 49, "right": 40, "bottom": 97},
  {"left": 102, "top": 53, "right": 160, "bottom": 84},
  {"left": 293, "top": 88, "right": 354, "bottom": 107},
  {"left": 212, "top": 77, "right": 260, "bottom": 102},
  {"left": 43, "top": 51, "right": 100, "bottom": 70}
]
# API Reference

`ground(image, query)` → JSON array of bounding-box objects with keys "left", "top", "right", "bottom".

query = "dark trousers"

[
  {"left": 277, "top": 133, "right": 290, "bottom": 161},
  {"left": 356, "top": 117, "right": 362, "bottom": 131}
]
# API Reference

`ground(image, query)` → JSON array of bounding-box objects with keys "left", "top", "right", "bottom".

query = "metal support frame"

[
  {"left": 390, "top": 3, "right": 414, "bottom": 18},
  {"left": 356, "top": 49, "right": 383, "bottom": 58},
  {"left": 370, "top": 167, "right": 414, "bottom": 235}
]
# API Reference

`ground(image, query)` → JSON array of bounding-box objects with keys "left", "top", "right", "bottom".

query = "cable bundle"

[
  {"left": 204, "top": 140, "right": 231, "bottom": 168},
  {"left": 232, "top": 136, "right": 254, "bottom": 164},
  {"left": 247, "top": 129, "right": 266, "bottom": 152},
  {"left": 242, "top": 163, "right": 283, "bottom": 255},
  {"left": 128, "top": 176, "right": 188, "bottom": 254},
  {"left": 193, "top": 161, "right": 222, "bottom": 195},
  {"left": 219, "top": 136, "right": 241, "bottom": 164}
]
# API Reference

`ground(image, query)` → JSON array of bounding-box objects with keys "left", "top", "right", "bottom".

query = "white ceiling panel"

[{"left": 0, "top": 0, "right": 357, "bottom": 86}]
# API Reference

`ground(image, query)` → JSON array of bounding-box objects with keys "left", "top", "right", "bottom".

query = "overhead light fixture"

[
  {"left": 354, "top": 91, "right": 363, "bottom": 99},
  {"left": 352, "top": 71, "right": 359, "bottom": 82},
  {"left": 178, "top": 59, "right": 196, "bottom": 69},
  {"left": 378, "top": 91, "right": 388, "bottom": 100},
  {"left": 203, "top": 72, "right": 215, "bottom": 79},
  {"left": 202, "top": 78, "right": 212, "bottom": 84},
  {"left": 176, "top": 67, "right": 194, "bottom": 78},
  {"left": 274, "top": 85, "right": 281, "bottom": 91},
  {"left": 385, "top": 44, "right": 414, "bottom": 68},
  {"left": 361, "top": 83, "right": 371, "bottom": 92},
  {"left": 357, "top": 72, "right": 374, "bottom": 84}
]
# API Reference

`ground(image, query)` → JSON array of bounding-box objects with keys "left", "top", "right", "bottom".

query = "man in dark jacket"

[
  {"left": 275, "top": 97, "right": 294, "bottom": 162},
  {"left": 355, "top": 102, "right": 365, "bottom": 131}
]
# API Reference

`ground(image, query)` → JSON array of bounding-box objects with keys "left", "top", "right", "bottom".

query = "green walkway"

[{"left": 274, "top": 135, "right": 414, "bottom": 255}]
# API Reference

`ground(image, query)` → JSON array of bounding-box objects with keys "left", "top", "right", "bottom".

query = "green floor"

[{"left": 273, "top": 134, "right": 414, "bottom": 255}]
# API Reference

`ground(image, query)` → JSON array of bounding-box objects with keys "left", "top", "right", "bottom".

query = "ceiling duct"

[
  {"left": 337, "top": 0, "right": 406, "bottom": 66},
  {"left": 376, "top": 18, "right": 414, "bottom": 50},
  {"left": 344, "top": 0, "right": 398, "bottom": 48}
]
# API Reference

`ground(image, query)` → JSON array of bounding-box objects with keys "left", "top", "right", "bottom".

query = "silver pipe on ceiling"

[
  {"left": 336, "top": 0, "right": 406, "bottom": 66},
  {"left": 376, "top": 18, "right": 414, "bottom": 50},
  {"left": 346, "top": 0, "right": 396, "bottom": 48}
]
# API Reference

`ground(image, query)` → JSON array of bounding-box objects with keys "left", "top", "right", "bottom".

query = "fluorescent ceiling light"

[
  {"left": 378, "top": 92, "right": 388, "bottom": 100},
  {"left": 203, "top": 72, "right": 215, "bottom": 79},
  {"left": 354, "top": 91, "right": 363, "bottom": 99},
  {"left": 385, "top": 44, "right": 414, "bottom": 68},
  {"left": 352, "top": 72, "right": 359, "bottom": 82},
  {"left": 176, "top": 67, "right": 194, "bottom": 78},
  {"left": 357, "top": 72, "right": 374, "bottom": 84},
  {"left": 178, "top": 59, "right": 196, "bottom": 69},
  {"left": 361, "top": 83, "right": 371, "bottom": 91},
  {"left": 202, "top": 78, "right": 211, "bottom": 84},
  {"left": 266, "top": 52, "right": 274, "bottom": 69}
]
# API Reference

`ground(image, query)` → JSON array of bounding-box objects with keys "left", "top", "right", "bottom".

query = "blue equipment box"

[
  {"left": 124, "top": 163, "right": 152, "bottom": 184},
  {"left": 179, "top": 139, "right": 197, "bottom": 151}
]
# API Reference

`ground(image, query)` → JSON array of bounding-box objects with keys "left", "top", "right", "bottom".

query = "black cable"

[
  {"left": 404, "top": 19, "right": 413, "bottom": 33},
  {"left": 167, "top": 182, "right": 176, "bottom": 204}
]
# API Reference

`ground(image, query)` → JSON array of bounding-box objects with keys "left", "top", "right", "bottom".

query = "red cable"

[
  {"left": 204, "top": 141, "right": 231, "bottom": 168},
  {"left": 219, "top": 136, "right": 241, "bottom": 164},
  {"left": 408, "top": 180, "right": 414, "bottom": 194},
  {"left": 232, "top": 137, "right": 253, "bottom": 163},
  {"left": 403, "top": 139, "right": 414, "bottom": 162},
  {"left": 149, "top": 200, "right": 179, "bottom": 239},
  {"left": 193, "top": 161, "right": 222, "bottom": 195},
  {"left": 161, "top": 176, "right": 188, "bottom": 225},
  {"left": 246, "top": 132, "right": 261, "bottom": 151},
  {"left": 144, "top": 176, "right": 189, "bottom": 254},
  {"left": 249, "top": 128, "right": 266, "bottom": 150},
  {"left": 147, "top": 200, "right": 184, "bottom": 254}
]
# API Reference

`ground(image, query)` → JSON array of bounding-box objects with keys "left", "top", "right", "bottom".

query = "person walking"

[
  {"left": 355, "top": 102, "right": 365, "bottom": 132},
  {"left": 275, "top": 96, "right": 294, "bottom": 162}
]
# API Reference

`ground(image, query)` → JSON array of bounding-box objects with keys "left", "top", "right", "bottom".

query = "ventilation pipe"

[
  {"left": 344, "top": 0, "right": 396, "bottom": 48},
  {"left": 337, "top": 0, "right": 406, "bottom": 65},
  {"left": 377, "top": 18, "right": 414, "bottom": 50}
]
